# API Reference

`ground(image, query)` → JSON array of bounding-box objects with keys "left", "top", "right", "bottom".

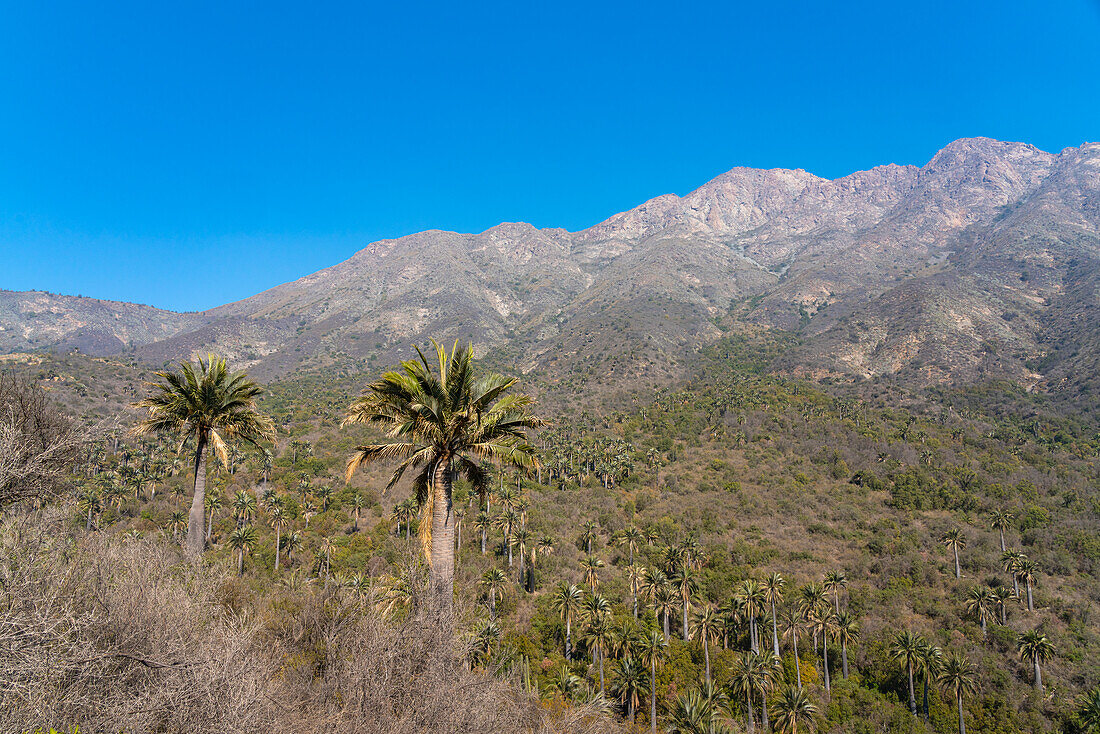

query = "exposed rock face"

[{"left": 2, "top": 137, "right": 1098, "bottom": 392}]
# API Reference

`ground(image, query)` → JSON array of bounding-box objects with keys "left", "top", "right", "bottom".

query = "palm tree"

[
  {"left": 530, "top": 535, "right": 554, "bottom": 593},
  {"left": 822, "top": 571, "right": 847, "bottom": 613},
  {"left": 269, "top": 504, "right": 288, "bottom": 572},
  {"left": 941, "top": 528, "right": 966, "bottom": 579},
  {"left": 1016, "top": 629, "right": 1054, "bottom": 690},
  {"left": 691, "top": 605, "right": 721, "bottom": 686},
  {"left": 473, "top": 510, "right": 492, "bottom": 555},
  {"left": 989, "top": 510, "right": 1014, "bottom": 553},
  {"left": 481, "top": 568, "right": 509, "bottom": 621},
  {"left": 580, "top": 520, "right": 599, "bottom": 554},
  {"left": 627, "top": 564, "right": 646, "bottom": 619},
  {"left": 672, "top": 567, "right": 698, "bottom": 642},
  {"left": 228, "top": 524, "right": 258, "bottom": 575},
  {"left": 615, "top": 526, "right": 643, "bottom": 567},
  {"left": 281, "top": 530, "right": 302, "bottom": 565},
  {"left": 552, "top": 582, "right": 584, "bottom": 659},
  {"left": 581, "top": 555, "right": 606, "bottom": 590},
  {"left": 965, "top": 586, "right": 997, "bottom": 638},
  {"left": 1017, "top": 558, "right": 1040, "bottom": 612},
  {"left": 763, "top": 572, "right": 786, "bottom": 657},
  {"left": 666, "top": 686, "right": 726, "bottom": 734},
  {"left": 730, "top": 651, "right": 777, "bottom": 732},
  {"left": 1001, "top": 550, "right": 1025, "bottom": 599},
  {"left": 808, "top": 608, "right": 835, "bottom": 693},
  {"left": 771, "top": 685, "right": 818, "bottom": 734},
  {"left": 655, "top": 585, "right": 677, "bottom": 644},
  {"left": 915, "top": 639, "right": 943, "bottom": 724},
  {"left": 781, "top": 605, "right": 804, "bottom": 690},
  {"left": 203, "top": 487, "right": 223, "bottom": 542},
  {"left": 639, "top": 630, "right": 666, "bottom": 734},
  {"left": 938, "top": 651, "right": 976, "bottom": 734},
  {"left": 496, "top": 508, "right": 519, "bottom": 566},
  {"left": 167, "top": 509, "right": 186, "bottom": 543},
  {"left": 77, "top": 486, "right": 102, "bottom": 530},
  {"left": 834, "top": 611, "right": 859, "bottom": 679},
  {"left": 611, "top": 657, "right": 645, "bottom": 724},
  {"left": 342, "top": 341, "right": 542, "bottom": 621},
  {"left": 133, "top": 355, "right": 275, "bottom": 559},
  {"left": 991, "top": 585, "right": 1012, "bottom": 625},
  {"left": 511, "top": 526, "right": 532, "bottom": 586},
  {"left": 232, "top": 489, "right": 256, "bottom": 528},
  {"left": 349, "top": 493, "right": 366, "bottom": 531},
  {"left": 1076, "top": 686, "right": 1100, "bottom": 733},
  {"left": 584, "top": 614, "right": 612, "bottom": 697},
  {"left": 890, "top": 630, "right": 922, "bottom": 715}
]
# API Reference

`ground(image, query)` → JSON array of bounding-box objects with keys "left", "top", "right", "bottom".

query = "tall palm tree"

[
  {"left": 281, "top": 530, "right": 302, "bottom": 565},
  {"left": 511, "top": 526, "right": 532, "bottom": 586},
  {"left": 763, "top": 572, "right": 786, "bottom": 657},
  {"left": 639, "top": 630, "right": 666, "bottom": 734},
  {"left": 938, "top": 651, "right": 976, "bottom": 734},
  {"left": 1001, "top": 550, "right": 1025, "bottom": 599},
  {"left": 232, "top": 489, "right": 256, "bottom": 528},
  {"left": 666, "top": 685, "right": 726, "bottom": 734},
  {"left": 133, "top": 355, "right": 275, "bottom": 559},
  {"left": 1017, "top": 558, "right": 1040, "bottom": 612},
  {"left": 771, "top": 685, "right": 818, "bottom": 734},
  {"left": 991, "top": 585, "right": 1012, "bottom": 625},
  {"left": 965, "top": 586, "right": 997, "bottom": 638},
  {"left": 203, "top": 487, "right": 223, "bottom": 542},
  {"left": 822, "top": 571, "right": 847, "bottom": 613},
  {"left": 730, "top": 650, "right": 776, "bottom": 732},
  {"left": 581, "top": 555, "right": 606, "bottom": 590},
  {"left": 584, "top": 614, "right": 612, "bottom": 697},
  {"left": 167, "top": 509, "right": 186, "bottom": 543},
  {"left": 342, "top": 341, "right": 541, "bottom": 621},
  {"left": 580, "top": 520, "right": 599, "bottom": 554},
  {"left": 691, "top": 605, "right": 721, "bottom": 686},
  {"left": 615, "top": 526, "right": 644, "bottom": 567},
  {"left": 349, "top": 493, "right": 366, "bottom": 531},
  {"left": 890, "top": 630, "right": 922, "bottom": 715},
  {"left": 611, "top": 657, "right": 645, "bottom": 724},
  {"left": 269, "top": 504, "right": 288, "bottom": 572},
  {"left": 989, "top": 510, "right": 1014, "bottom": 553},
  {"left": 481, "top": 568, "right": 509, "bottom": 621},
  {"left": 627, "top": 564, "right": 646, "bottom": 619},
  {"left": 941, "top": 528, "right": 966, "bottom": 579},
  {"left": 229, "top": 524, "right": 258, "bottom": 575},
  {"left": 808, "top": 608, "right": 836, "bottom": 693},
  {"left": 834, "top": 611, "right": 859, "bottom": 679},
  {"left": 1016, "top": 629, "right": 1054, "bottom": 690},
  {"left": 530, "top": 535, "right": 555, "bottom": 593},
  {"left": 552, "top": 582, "right": 584, "bottom": 659},
  {"left": 655, "top": 585, "right": 677, "bottom": 644},
  {"left": 781, "top": 605, "right": 804, "bottom": 690},
  {"left": 672, "top": 567, "right": 698, "bottom": 642},
  {"left": 915, "top": 639, "right": 943, "bottom": 724},
  {"left": 473, "top": 510, "right": 492, "bottom": 555}
]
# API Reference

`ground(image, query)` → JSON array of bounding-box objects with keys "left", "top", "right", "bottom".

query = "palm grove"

[{"left": 11, "top": 333, "right": 1100, "bottom": 734}]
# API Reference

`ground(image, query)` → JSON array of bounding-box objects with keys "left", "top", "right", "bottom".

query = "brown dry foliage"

[{"left": 0, "top": 506, "right": 618, "bottom": 734}]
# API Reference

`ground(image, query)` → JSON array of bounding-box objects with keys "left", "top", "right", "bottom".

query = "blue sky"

[{"left": 2, "top": 0, "right": 1099, "bottom": 312}]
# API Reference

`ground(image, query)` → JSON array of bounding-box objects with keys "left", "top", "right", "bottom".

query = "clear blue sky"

[{"left": 2, "top": 1, "right": 1099, "bottom": 312}]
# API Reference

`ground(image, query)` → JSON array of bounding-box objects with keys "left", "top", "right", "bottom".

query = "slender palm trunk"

[
  {"left": 185, "top": 435, "right": 208, "bottom": 559},
  {"left": 429, "top": 459, "right": 456, "bottom": 624},
  {"left": 650, "top": 658, "right": 658, "bottom": 734},
  {"left": 822, "top": 635, "right": 831, "bottom": 692},
  {"left": 771, "top": 602, "right": 780, "bottom": 657},
  {"left": 761, "top": 696, "right": 769, "bottom": 731},
  {"left": 480, "top": 527, "right": 486, "bottom": 554},
  {"left": 922, "top": 674, "right": 930, "bottom": 722},
  {"left": 565, "top": 617, "right": 571, "bottom": 660},
  {"left": 663, "top": 610, "right": 670, "bottom": 642},
  {"left": 907, "top": 662, "right": 916, "bottom": 714},
  {"left": 598, "top": 648, "right": 605, "bottom": 696},
  {"left": 956, "top": 691, "right": 966, "bottom": 734},
  {"left": 1026, "top": 579, "right": 1034, "bottom": 611},
  {"left": 703, "top": 637, "right": 711, "bottom": 686},
  {"left": 792, "top": 625, "right": 802, "bottom": 690},
  {"left": 1033, "top": 655, "right": 1042, "bottom": 690},
  {"left": 237, "top": 548, "right": 243, "bottom": 575},
  {"left": 841, "top": 638, "right": 849, "bottom": 678},
  {"left": 682, "top": 602, "right": 689, "bottom": 642},
  {"left": 999, "top": 529, "right": 1006, "bottom": 553},
  {"left": 750, "top": 618, "right": 759, "bottom": 653},
  {"left": 206, "top": 511, "right": 214, "bottom": 542},
  {"left": 274, "top": 525, "right": 281, "bottom": 572},
  {"left": 490, "top": 589, "right": 496, "bottom": 620},
  {"left": 1011, "top": 572, "right": 1019, "bottom": 599},
  {"left": 746, "top": 689, "right": 755, "bottom": 732},
  {"left": 953, "top": 546, "right": 961, "bottom": 579},
  {"left": 86, "top": 506, "right": 93, "bottom": 530}
]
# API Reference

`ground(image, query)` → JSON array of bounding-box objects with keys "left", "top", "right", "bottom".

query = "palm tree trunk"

[
  {"left": 953, "top": 546, "right": 961, "bottom": 579},
  {"left": 793, "top": 626, "right": 802, "bottom": 690},
  {"left": 704, "top": 637, "right": 711, "bottom": 686},
  {"left": 1011, "top": 572, "right": 1019, "bottom": 599},
  {"left": 822, "top": 635, "right": 831, "bottom": 692},
  {"left": 682, "top": 602, "right": 689, "bottom": 642},
  {"left": 1026, "top": 579, "right": 1034, "bottom": 611},
  {"left": 480, "top": 527, "right": 486, "bottom": 554},
  {"left": 86, "top": 506, "right": 93, "bottom": 530},
  {"left": 841, "top": 638, "right": 849, "bottom": 678},
  {"left": 957, "top": 691, "right": 966, "bottom": 734},
  {"left": 650, "top": 658, "right": 658, "bottom": 734},
  {"left": 429, "top": 459, "right": 456, "bottom": 624},
  {"left": 771, "top": 602, "right": 780, "bottom": 657},
  {"left": 663, "top": 610, "right": 670, "bottom": 642},
  {"left": 490, "top": 589, "right": 496, "bottom": 620},
  {"left": 1033, "top": 655, "right": 1042, "bottom": 690},
  {"left": 761, "top": 695, "right": 769, "bottom": 731},
  {"left": 922, "top": 674, "right": 930, "bottom": 722},
  {"left": 237, "top": 548, "right": 243, "bottom": 575},
  {"left": 186, "top": 435, "right": 208, "bottom": 559},
  {"left": 206, "top": 511, "right": 214, "bottom": 542},
  {"left": 907, "top": 663, "right": 916, "bottom": 714},
  {"left": 565, "top": 617, "right": 571, "bottom": 660},
  {"left": 746, "top": 690, "right": 755, "bottom": 732},
  {"left": 598, "top": 648, "right": 605, "bottom": 696},
  {"left": 999, "top": 529, "right": 1005, "bottom": 553},
  {"left": 274, "top": 526, "right": 281, "bottom": 572}
]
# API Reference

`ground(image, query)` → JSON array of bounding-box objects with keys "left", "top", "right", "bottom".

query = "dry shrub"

[{"left": 0, "top": 507, "right": 618, "bottom": 734}]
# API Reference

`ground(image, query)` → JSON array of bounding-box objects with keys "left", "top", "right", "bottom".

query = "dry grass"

[{"left": 0, "top": 506, "right": 618, "bottom": 734}]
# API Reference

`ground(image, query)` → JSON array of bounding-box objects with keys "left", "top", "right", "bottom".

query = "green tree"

[
  {"left": 691, "top": 605, "right": 721, "bottom": 686},
  {"left": 834, "top": 611, "right": 859, "bottom": 679},
  {"left": 915, "top": 638, "right": 943, "bottom": 724},
  {"left": 890, "top": 630, "right": 923, "bottom": 716},
  {"left": 965, "top": 586, "right": 997, "bottom": 638},
  {"left": 1015, "top": 629, "right": 1054, "bottom": 690},
  {"left": 639, "top": 629, "right": 666, "bottom": 734},
  {"left": 771, "top": 685, "right": 818, "bottom": 734},
  {"left": 581, "top": 555, "right": 606, "bottom": 590},
  {"left": 480, "top": 568, "right": 509, "bottom": 621},
  {"left": 1076, "top": 686, "right": 1100, "bottom": 733},
  {"left": 822, "top": 570, "right": 847, "bottom": 613},
  {"left": 611, "top": 656, "right": 644, "bottom": 724},
  {"left": 938, "top": 651, "right": 976, "bottom": 734},
  {"left": 133, "top": 355, "right": 274, "bottom": 559},
  {"left": 1017, "top": 558, "right": 1040, "bottom": 612},
  {"left": 269, "top": 504, "right": 288, "bottom": 572},
  {"left": 763, "top": 572, "right": 786, "bottom": 658},
  {"left": 941, "top": 528, "right": 966, "bottom": 579},
  {"left": 552, "top": 582, "right": 584, "bottom": 660},
  {"left": 228, "top": 524, "right": 258, "bottom": 575},
  {"left": 989, "top": 509, "right": 1014, "bottom": 553},
  {"left": 342, "top": 341, "right": 542, "bottom": 623}
]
